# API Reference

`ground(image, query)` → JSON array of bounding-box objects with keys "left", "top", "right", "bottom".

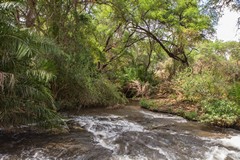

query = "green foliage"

[
  {"left": 31, "top": 0, "right": 127, "bottom": 110},
  {"left": 0, "top": 3, "right": 64, "bottom": 128},
  {"left": 91, "top": 0, "right": 214, "bottom": 88},
  {"left": 57, "top": 73, "right": 126, "bottom": 109},
  {"left": 200, "top": 100, "right": 240, "bottom": 127},
  {"left": 184, "top": 111, "right": 198, "bottom": 121},
  {"left": 0, "top": 1, "right": 126, "bottom": 129},
  {"left": 228, "top": 82, "right": 240, "bottom": 105},
  {"left": 172, "top": 41, "right": 240, "bottom": 127},
  {"left": 174, "top": 69, "right": 228, "bottom": 101},
  {"left": 175, "top": 109, "right": 198, "bottom": 120},
  {"left": 0, "top": 0, "right": 234, "bottom": 131},
  {"left": 51, "top": 49, "right": 126, "bottom": 109},
  {"left": 116, "top": 66, "right": 157, "bottom": 86},
  {"left": 117, "top": 67, "right": 139, "bottom": 84},
  {"left": 139, "top": 99, "right": 157, "bottom": 110}
]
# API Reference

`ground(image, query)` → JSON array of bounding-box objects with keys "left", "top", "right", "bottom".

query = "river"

[{"left": 0, "top": 105, "right": 240, "bottom": 160}]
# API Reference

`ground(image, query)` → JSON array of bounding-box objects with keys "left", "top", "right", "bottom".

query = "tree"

[
  {"left": 22, "top": 0, "right": 126, "bottom": 108},
  {"left": 0, "top": 2, "right": 63, "bottom": 128},
  {"left": 101, "top": 0, "right": 214, "bottom": 66}
]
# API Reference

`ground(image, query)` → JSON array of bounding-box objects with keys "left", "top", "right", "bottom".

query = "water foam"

[
  {"left": 139, "top": 110, "right": 187, "bottom": 123},
  {"left": 145, "top": 144, "right": 176, "bottom": 160},
  {"left": 205, "top": 146, "right": 240, "bottom": 160},
  {"left": 0, "top": 154, "right": 10, "bottom": 160},
  {"left": 110, "top": 155, "right": 148, "bottom": 160},
  {"left": 204, "top": 134, "right": 240, "bottom": 160},
  {"left": 23, "top": 148, "right": 53, "bottom": 160},
  {"left": 219, "top": 135, "right": 240, "bottom": 150},
  {"left": 74, "top": 115, "right": 145, "bottom": 151}
]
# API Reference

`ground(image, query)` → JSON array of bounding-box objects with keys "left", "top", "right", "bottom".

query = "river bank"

[{"left": 139, "top": 98, "right": 240, "bottom": 130}]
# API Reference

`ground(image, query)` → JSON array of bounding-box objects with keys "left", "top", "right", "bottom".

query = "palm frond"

[
  {"left": 0, "top": 2, "right": 22, "bottom": 10},
  {"left": 0, "top": 1, "right": 64, "bottom": 129}
]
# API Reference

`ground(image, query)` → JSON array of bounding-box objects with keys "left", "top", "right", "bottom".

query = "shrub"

[
  {"left": 171, "top": 41, "right": 240, "bottom": 127},
  {"left": 51, "top": 52, "right": 127, "bottom": 110},
  {"left": 184, "top": 111, "right": 198, "bottom": 120},
  {"left": 55, "top": 73, "right": 126, "bottom": 109},
  {"left": 200, "top": 100, "right": 240, "bottom": 127},
  {"left": 174, "top": 69, "right": 228, "bottom": 101},
  {"left": 228, "top": 82, "right": 240, "bottom": 105}
]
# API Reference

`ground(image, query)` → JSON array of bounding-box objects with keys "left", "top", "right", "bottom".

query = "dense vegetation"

[{"left": 1, "top": 0, "right": 240, "bottom": 130}]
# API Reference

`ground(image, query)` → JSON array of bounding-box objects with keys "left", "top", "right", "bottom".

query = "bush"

[
  {"left": 88, "top": 77, "right": 127, "bottom": 106},
  {"left": 174, "top": 69, "right": 228, "bottom": 101},
  {"left": 184, "top": 111, "right": 198, "bottom": 120},
  {"left": 171, "top": 41, "right": 240, "bottom": 127},
  {"left": 200, "top": 100, "right": 240, "bottom": 127},
  {"left": 228, "top": 82, "right": 240, "bottom": 105},
  {"left": 139, "top": 99, "right": 157, "bottom": 110},
  {"left": 55, "top": 74, "right": 126, "bottom": 109},
  {"left": 51, "top": 53, "right": 127, "bottom": 110}
]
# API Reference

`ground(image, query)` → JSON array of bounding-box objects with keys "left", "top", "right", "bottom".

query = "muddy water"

[{"left": 0, "top": 105, "right": 240, "bottom": 160}]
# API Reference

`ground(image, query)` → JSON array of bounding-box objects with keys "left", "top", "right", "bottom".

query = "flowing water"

[{"left": 0, "top": 105, "right": 240, "bottom": 160}]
